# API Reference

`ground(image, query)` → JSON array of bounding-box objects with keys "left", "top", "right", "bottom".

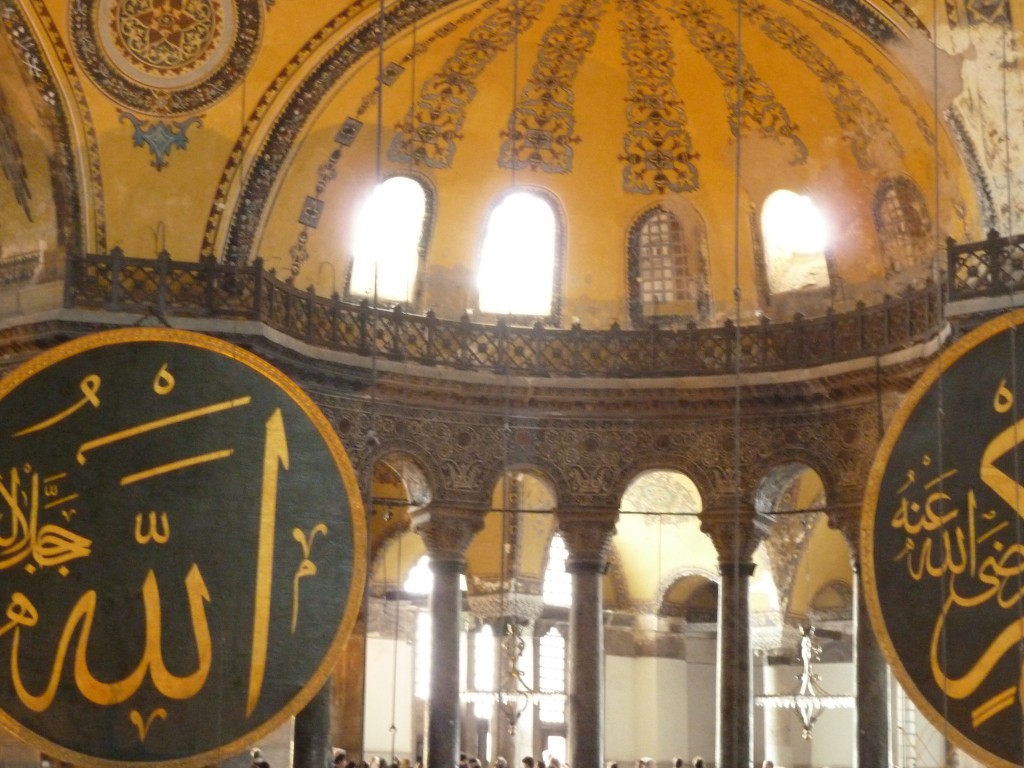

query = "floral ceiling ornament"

[{"left": 70, "top": 0, "right": 263, "bottom": 116}]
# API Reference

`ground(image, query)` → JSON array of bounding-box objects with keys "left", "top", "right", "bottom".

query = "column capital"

[
  {"left": 700, "top": 506, "right": 766, "bottom": 567},
  {"left": 557, "top": 508, "right": 618, "bottom": 572},
  {"left": 410, "top": 505, "right": 484, "bottom": 565}
]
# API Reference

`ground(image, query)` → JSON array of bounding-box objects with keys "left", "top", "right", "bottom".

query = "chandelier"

[{"left": 755, "top": 626, "right": 855, "bottom": 739}]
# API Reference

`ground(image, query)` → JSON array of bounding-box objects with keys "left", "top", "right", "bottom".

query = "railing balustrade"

[{"left": 61, "top": 247, "right": 952, "bottom": 378}]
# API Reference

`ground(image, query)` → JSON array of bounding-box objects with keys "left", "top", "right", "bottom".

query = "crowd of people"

[{"left": 245, "top": 746, "right": 776, "bottom": 768}]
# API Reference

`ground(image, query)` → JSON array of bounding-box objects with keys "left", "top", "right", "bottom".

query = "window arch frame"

[
  {"left": 345, "top": 171, "right": 436, "bottom": 309},
  {"left": 627, "top": 204, "right": 710, "bottom": 327},
  {"left": 475, "top": 185, "right": 565, "bottom": 327},
  {"left": 872, "top": 175, "right": 931, "bottom": 278},
  {"left": 755, "top": 188, "right": 836, "bottom": 305}
]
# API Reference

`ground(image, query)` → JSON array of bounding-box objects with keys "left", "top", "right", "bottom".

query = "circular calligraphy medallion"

[
  {"left": 0, "top": 328, "right": 366, "bottom": 767},
  {"left": 70, "top": 0, "right": 262, "bottom": 115},
  {"left": 862, "top": 308, "right": 1024, "bottom": 768}
]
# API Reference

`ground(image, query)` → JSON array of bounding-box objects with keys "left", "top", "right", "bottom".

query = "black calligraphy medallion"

[
  {"left": 0, "top": 328, "right": 366, "bottom": 766},
  {"left": 863, "top": 308, "right": 1024, "bottom": 768}
]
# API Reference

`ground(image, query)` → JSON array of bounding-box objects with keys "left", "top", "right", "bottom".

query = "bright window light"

[
  {"left": 761, "top": 189, "right": 830, "bottom": 293},
  {"left": 351, "top": 176, "right": 426, "bottom": 303},
  {"left": 543, "top": 533, "right": 572, "bottom": 607},
  {"left": 478, "top": 191, "right": 556, "bottom": 316}
]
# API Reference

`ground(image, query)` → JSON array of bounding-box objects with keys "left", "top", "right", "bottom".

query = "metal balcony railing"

[{"left": 62, "top": 247, "right": 946, "bottom": 378}]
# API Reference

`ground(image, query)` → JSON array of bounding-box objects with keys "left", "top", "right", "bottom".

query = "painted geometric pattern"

[
  {"left": 775, "top": 0, "right": 933, "bottom": 146},
  {"left": 113, "top": 0, "right": 221, "bottom": 75},
  {"left": 389, "top": 0, "right": 544, "bottom": 168},
  {"left": 666, "top": 0, "right": 807, "bottom": 164},
  {"left": 965, "top": 0, "right": 1010, "bottom": 25},
  {"left": 740, "top": 0, "right": 903, "bottom": 170},
  {"left": 498, "top": 0, "right": 608, "bottom": 173},
  {"left": 618, "top": 0, "right": 698, "bottom": 193}
]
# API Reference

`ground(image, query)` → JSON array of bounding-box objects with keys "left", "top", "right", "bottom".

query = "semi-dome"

[{"left": 246, "top": 0, "right": 980, "bottom": 329}]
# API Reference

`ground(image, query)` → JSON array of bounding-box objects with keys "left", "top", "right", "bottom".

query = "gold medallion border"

[
  {"left": 0, "top": 327, "right": 368, "bottom": 768},
  {"left": 860, "top": 308, "right": 1024, "bottom": 768}
]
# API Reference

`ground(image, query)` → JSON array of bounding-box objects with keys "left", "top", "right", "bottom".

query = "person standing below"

[{"left": 762, "top": 761, "right": 774, "bottom": 768}]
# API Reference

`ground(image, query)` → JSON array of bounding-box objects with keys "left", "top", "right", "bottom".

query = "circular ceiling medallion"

[{"left": 70, "top": 0, "right": 262, "bottom": 115}]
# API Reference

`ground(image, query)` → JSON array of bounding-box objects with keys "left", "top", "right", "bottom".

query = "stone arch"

[
  {"left": 614, "top": 468, "right": 713, "bottom": 609},
  {"left": 657, "top": 566, "right": 719, "bottom": 622}
]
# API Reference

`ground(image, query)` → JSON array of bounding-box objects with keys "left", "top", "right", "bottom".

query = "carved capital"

[
  {"left": 410, "top": 505, "right": 484, "bottom": 565},
  {"left": 700, "top": 507, "right": 766, "bottom": 566},
  {"left": 557, "top": 508, "right": 618, "bottom": 572}
]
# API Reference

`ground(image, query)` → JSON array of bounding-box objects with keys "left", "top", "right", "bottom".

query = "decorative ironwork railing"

[
  {"left": 948, "top": 229, "right": 1024, "bottom": 300},
  {"left": 63, "top": 248, "right": 944, "bottom": 378}
]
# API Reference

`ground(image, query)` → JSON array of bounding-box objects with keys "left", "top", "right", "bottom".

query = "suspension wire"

[
  {"left": 997, "top": 13, "right": 1024, "bottom": 768},
  {"left": 729, "top": 0, "right": 745, "bottom": 761},
  {"left": 927, "top": 0, "right": 953, "bottom": 754}
]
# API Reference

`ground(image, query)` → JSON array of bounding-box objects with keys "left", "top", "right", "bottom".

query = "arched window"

[
  {"left": 638, "top": 207, "right": 690, "bottom": 303},
  {"left": 873, "top": 177, "right": 930, "bottom": 276},
  {"left": 478, "top": 190, "right": 559, "bottom": 317},
  {"left": 350, "top": 175, "right": 429, "bottom": 304},
  {"left": 628, "top": 206, "right": 709, "bottom": 326},
  {"left": 543, "top": 533, "right": 572, "bottom": 607},
  {"left": 537, "top": 626, "right": 566, "bottom": 724},
  {"left": 760, "top": 189, "right": 830, "bottom": 294}
]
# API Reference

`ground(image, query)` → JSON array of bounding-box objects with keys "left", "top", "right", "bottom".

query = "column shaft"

[
  {"left": 568, "top": 561, "right": 604, "bottom": 768},
  {"left": 295, "top": 680, "right": 333, "bottom": 768},
  {"left": 854, "top": 562, "right": 889, "bottom": 768},
  {"left": 427, "top": 560, "right": 465, "bottom": 768},
  {"left": 717, "top": 562, "right": 754, "bottom": 768}
]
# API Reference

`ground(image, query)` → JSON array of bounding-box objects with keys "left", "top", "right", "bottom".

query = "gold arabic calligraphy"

[{"left": 890, "top": 378, "right": 1024, "bottom": 729}]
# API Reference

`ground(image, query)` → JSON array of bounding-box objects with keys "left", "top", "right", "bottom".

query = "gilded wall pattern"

[
  {"left": 775, "top": 0, "right": 935, "bottom": 149},
  {"left": 665, "top": 0, "right": 807, "bottom": 164},
  {"left": 740, "top": 0, "right": 904, "bottom": 170},
  {"left": 618, "top": 0, "right": 698, "bottom": 193},
  {"left": 388, "top": 0, "right": 544, "bottom": 168},
  {"left": 497, "top": 0, "right": 608, "bottom": 173}
]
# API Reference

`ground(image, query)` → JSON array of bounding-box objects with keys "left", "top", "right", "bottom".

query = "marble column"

[
  {"left": 412, "top": 506, "right": 485, "bottom": 768},
  {"left": 829, "top": 496, "right": 890, "bottom": 768},
  {"left": 853, "top": 558, "right": 889, "bottom": 768},
  {"left": 295, "top": 680, "right": 333, "bottom": 768},
  {"left": 702, "top": 507, "right": 764, "bottom": 768},
  {"left": 559, "top": 510, "right": 617, "bottom": 768}
]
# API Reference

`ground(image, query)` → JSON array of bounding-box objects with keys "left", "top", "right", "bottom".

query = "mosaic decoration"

[
  {"left": 288, "top": 118, "right": 362, "bottom": 275},
  {"left": 665, "top": 0, "right": 807, "bottom": 165},
  {"left": 617, "top": 0, "right": 698, "bottom": 194},
  {"left": 69, "top": 0, "right": 263, "bottom": 115},
  {"left": 946, "top": 108, "right": 996, "bottom": 229},
  {"left": 0, "top": 84, "right": 31, "bottom": 221},
  {"left": 119, "top": 112, "right": 202, "bottom": 170},
  {"left": 740, "top": 0, "right": 903, "bottom": 171},
  {"left": 0, "top": 0, "right": 102, "bottom": 253},
  {"left": 286, "top": 0, "right": 497, "bottom": 274},
  {"left": 965, "top": 0, "right": 1011, "bottom": 25},
  {"left": 498, "top": 0, "right": 608, "bottom": 173},
  {"left": 388, "top": 0, "right": 544, "bottom": 169},
  {"left": 774, "top": 0, "right": 934, "bottom": 148}
]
